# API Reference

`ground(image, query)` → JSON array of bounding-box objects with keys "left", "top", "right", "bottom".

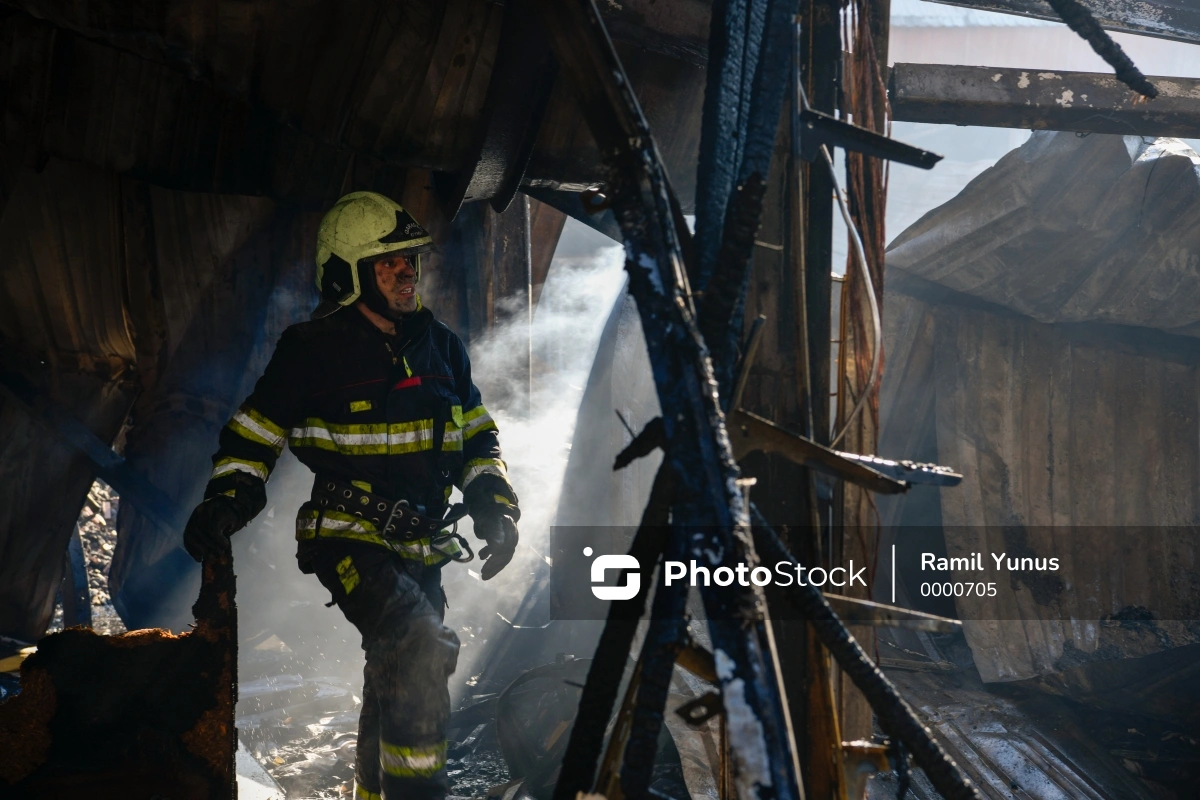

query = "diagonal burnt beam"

[
  {"left": 926, "top": 0, "right": 1200, "bottom": 45},
  {"left": 1040, "top": 0, "right": 1157, "bottom": 97},
  {"left": 535, "top": 1, "right": 802, "bottom": 799},
  {"left": 890, "top": 63, "right": 1200, "bottom": 137}
]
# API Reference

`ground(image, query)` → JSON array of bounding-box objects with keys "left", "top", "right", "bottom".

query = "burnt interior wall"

[{"left": 878, "top": 271, "right": 1200, "bottom": 684}]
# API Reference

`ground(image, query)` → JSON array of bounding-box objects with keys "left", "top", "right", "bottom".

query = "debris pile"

[
  {"left": 77, "top": 480, "right": 126, "bottom": 635},
  {"left": 0, "top": 556, "right": 238, "bottom": 797},
  {"left": 46, "top": 480, "right": 126, "bottom": 637}
]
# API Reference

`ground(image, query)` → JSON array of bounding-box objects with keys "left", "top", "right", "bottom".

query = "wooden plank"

[
  {"left": 528, "top": 196, "right": 566, "bottom": 308},
  {"left": 891, "top": 63, "right": 1200, "bottom": 138},
  {"left": 924, "top": 0, "right": 1200, "bottom": 45}
]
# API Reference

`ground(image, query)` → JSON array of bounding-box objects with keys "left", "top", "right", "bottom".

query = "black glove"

[
  {"left": 474, "top": 511, "right": 519, "bottom": 581},
  {"left": 183, "top": 474, "right": 266, "bottom": 561},
  {"left": 183, "top": 496, "right": 244, "bottom": 561}
]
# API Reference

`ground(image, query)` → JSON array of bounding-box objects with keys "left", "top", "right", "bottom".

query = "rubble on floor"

[
  {"left": 45, "top": 480, "right": 126, "bottom": 637},
  {"left": 236, "top": 637, "right": 362, "bottom": 798},
  {"left": 865, "top": 630, "right": 1200, "bottom": 800}
]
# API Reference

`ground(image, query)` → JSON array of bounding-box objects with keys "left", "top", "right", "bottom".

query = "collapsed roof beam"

[
  {"left": 890, "top": 63, "right": 1200, "bottom": 137},
  {"left": 925, "top": 0, "right": 1200, "bottom": 44}
]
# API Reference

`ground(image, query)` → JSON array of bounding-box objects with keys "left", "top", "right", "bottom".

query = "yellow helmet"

[{"left": 313, "top": 191, "right": 435, "bottom": 318}]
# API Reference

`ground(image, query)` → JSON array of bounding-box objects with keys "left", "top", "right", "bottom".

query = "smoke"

[{"left": 442, "top": 220, "right": 627, "bottom": 684}]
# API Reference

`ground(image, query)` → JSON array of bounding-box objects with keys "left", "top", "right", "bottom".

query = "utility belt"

[{"left": 308, "top": 476, "right": 473, "bottom": 562}]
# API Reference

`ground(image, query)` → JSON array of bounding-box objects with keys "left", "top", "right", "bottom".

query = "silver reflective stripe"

[
  {"left": 232, "top": 410, "right": 286, "bottom": 448},
  {"left": 211, "top": 459, "right": 268, "bottom": 481},
  {"left": 461, "top": 462, "right": 507, "bottom": 490},
  {"left": 379, "top": 741, "right": 447, "bottom": 777},
  {"left": 463, "top": 410, "right": 495, "bottom": 438}
]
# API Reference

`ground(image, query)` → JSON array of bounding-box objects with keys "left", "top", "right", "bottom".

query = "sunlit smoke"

[{"left": 443, "top": 220, "right": 626, "bottom": 684}]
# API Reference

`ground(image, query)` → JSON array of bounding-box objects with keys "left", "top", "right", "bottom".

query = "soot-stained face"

[{"left": 372, "top": 252, "right": 419, "bottom": 316}]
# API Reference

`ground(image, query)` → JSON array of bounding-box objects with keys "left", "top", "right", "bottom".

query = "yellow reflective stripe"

[
  {"left": 380, "top": 740, "right": 447, "bottom": 778},
  {"left": 462, "top": 405, "right": 497, "bottom": 440},
  {"left": 336, "top": 556, "right": 360, "bottom": 594},
  {"left": 228, "top": 407, "right": 287, "bottom": 454},
  {"left": 211, "top": 456, "right": 269, "bottom": 482},
  {"left": 295, "top": 511, "right": 449, "bottom": 564},
  {"left": 462, "top": 458, "right": 507, "bottom": 490},
  {"left": 354, "top": 783, "right": 381, "bottom": 800},
  {"left": 289, "top": 419, "right": 463, "bottom": 454}
]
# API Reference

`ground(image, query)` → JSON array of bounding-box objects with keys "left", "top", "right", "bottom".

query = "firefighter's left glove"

[
  {"left": 183, "top": 474, "right": 266, "bottom": 561},
  {"left": 474, "top": 510, "right": 519, "bottom": 581}
]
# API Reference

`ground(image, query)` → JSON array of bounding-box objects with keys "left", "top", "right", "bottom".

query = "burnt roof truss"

[{"left": 434, "top": 0, "right": 560, "bottom": 218}]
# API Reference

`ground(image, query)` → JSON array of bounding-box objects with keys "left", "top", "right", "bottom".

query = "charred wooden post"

[
  {"left": 537, "top": 2, "right": 803, "bottom": 799},
  {"left": 835, "top": 0, "right": 893, "bottom": 745},
  {"left": 553, "top": 466, "right": 673, "bottom": 800},
  {"left": 0, "top": 553, "right": 237, "bottom": 798}
]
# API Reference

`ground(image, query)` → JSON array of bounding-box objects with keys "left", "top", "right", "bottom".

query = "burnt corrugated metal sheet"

[
  {"left": 0, "top": 158, "right": 139, "bottom": 639},
  {"left": 0, "top": 0, "right": 712, "bottom": 209},
  {"left": 880, "top": 132, "right": 1200, "bottom": 686}
]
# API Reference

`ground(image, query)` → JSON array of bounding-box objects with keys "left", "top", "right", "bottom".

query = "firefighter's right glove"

[
  {"left": 183, "top": 496, "right": 244, "bottom": 561},
  {"left": 474, "top": 511, "right": 519, "bottom": 581},
  {"left": 183, "top": 474, "right": 266, "bottom": 561}
]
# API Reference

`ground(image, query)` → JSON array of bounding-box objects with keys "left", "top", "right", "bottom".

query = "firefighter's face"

[{"left": 372, "top": 253, "right": 418, "bottom": 315}]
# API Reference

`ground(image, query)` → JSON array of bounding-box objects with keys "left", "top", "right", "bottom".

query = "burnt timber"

[
  {"left": 926, "top": 0, "right": 1200, "bottom": 45},
  {"left": 891, "top": 63, "right": 1200, "bottom": 138}
]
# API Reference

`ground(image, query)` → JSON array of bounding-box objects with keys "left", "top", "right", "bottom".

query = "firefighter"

[{"left": 181, "top": 191, "right": 520, "bottom": 800}]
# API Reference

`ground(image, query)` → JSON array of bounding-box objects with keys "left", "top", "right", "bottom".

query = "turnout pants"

[{"left": 307, "top": 543, "right": 461, "bottom": 800}]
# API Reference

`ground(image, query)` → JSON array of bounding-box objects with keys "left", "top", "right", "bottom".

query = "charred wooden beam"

[
  {"left": 890, "top": 63, "right": 1200, "bottom": 137},
  {"left": 434, "top": 0, "right": 559, "bottom": 217},
  {"left": 554, "top": 465, "right": 673, "bottom": 800},
  {"left": 536, "top": 1, "right": 803, "bottom": 798},
  {"left": 925, "top": 0, "right": 1200, "bottom": 45},
  {"left": 523, "top": 188, "right": 622, "bottom": 242},
  {"left": 728, "top": 409, "right": 909, "bottom": 494}
]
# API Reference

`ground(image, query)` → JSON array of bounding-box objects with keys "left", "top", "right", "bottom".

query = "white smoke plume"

[{"left": 442, "top": 220, "right": 626, "bottom": 683}]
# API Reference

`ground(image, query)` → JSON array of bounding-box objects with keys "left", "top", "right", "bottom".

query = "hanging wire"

[
  {"left": 821, "top": 140, "right": 881, "bottom": 448},
  {"left": 795, "top": 82, "right": 883, "bottom": 450}
]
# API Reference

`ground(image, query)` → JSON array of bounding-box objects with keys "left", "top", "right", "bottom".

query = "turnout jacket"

[{"left": 203, "top": 306, "right": 517, "bottom": 564}]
